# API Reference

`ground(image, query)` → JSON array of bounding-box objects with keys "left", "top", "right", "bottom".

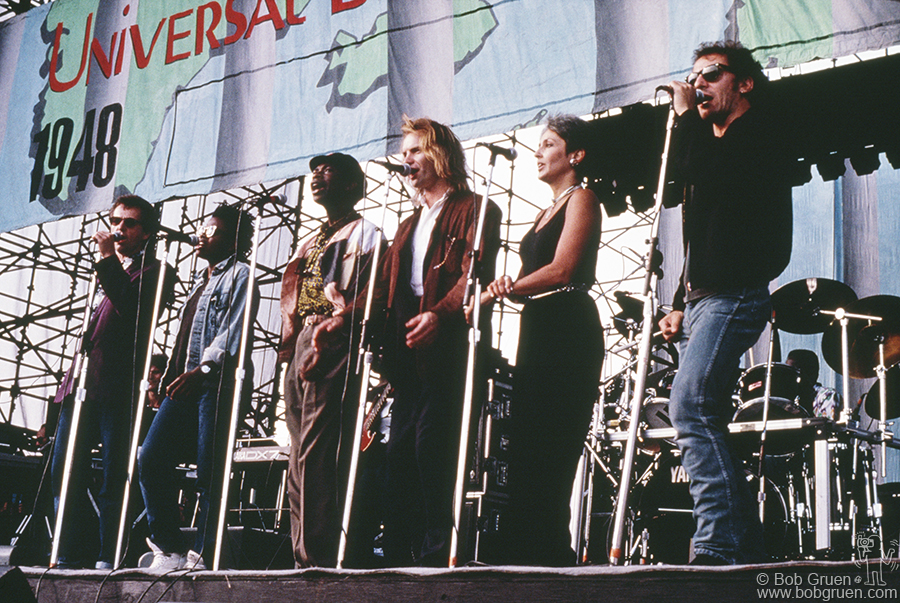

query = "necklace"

[{"left": 551, "top": 183, "right": 581, "bottom": 205}]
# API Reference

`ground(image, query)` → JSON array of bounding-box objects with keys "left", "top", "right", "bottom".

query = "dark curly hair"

[
  {"left": 211, "top": 203, "right": 254, "bottom": 261},
  {"left": 693, "top": 41, "right": 768, "bottom": 103}
]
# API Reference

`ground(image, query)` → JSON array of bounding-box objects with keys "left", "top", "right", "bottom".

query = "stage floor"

[{"left": 13, "top": 559, "right": 900, "bottom": 603}]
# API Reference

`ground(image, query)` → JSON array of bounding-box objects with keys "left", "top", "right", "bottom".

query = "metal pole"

[
  {"left": 212, "top": 202, "right": 264, "bottom": 571},
  {"left": 50, "top": 273, "right": 99, "bottom": 567},
  {"left": 336, "top": 173, "right": 393, "bottom": 569},
  {"left": 608, "top": 101, "right": 675, "bottom": 565},
  {"left": 113, "top": 237, "right": 173, "bottom": 568},
  {"left": 449, "top": 152, "right": 501, "bottom": 567}
]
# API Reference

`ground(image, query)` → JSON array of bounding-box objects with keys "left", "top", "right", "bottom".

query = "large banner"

[{"left": 2, "top": 0, "right": 900, "bottom": 233}]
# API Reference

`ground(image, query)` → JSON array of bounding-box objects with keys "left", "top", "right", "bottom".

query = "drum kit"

[{"left": 580, "top": 278, "right": 900, "bottom": 565}]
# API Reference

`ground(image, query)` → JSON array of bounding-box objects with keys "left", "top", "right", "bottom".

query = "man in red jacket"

[{"left": 315, "top": 117, "right": 501, "bottom": 566}]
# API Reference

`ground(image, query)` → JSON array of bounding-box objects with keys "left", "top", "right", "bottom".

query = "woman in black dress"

[{"left": 479, "top": 115, "right": 604, "bottom": 565}]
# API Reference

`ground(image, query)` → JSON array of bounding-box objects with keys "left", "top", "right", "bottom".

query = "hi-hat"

[
  {"left": 771, "top": 278, "right": 857, "bottom": 334},
  {"left": 822, "top": 295, "right": 900, "bottom": 378}
]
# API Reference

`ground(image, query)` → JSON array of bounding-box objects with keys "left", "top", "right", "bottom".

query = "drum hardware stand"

[
  {"left": 608, "top": 92, "right": 674, "bottom": 566},
  {"left": 112, "top": 233, "right": 180, "bottom": 568},
  {"left": 755, "top": 311, "right": 779, "bottom": 523},
  {"left": 819, "top": 308, "right": 881, "bottom": 425},
  {"left": 211, "top": 194, "right": 267, "bottom": 571},
  {"left": 449, "top": 145, "right": 510, "bottom": 567},
  {"left": 49, "top": 274, "right": 99, "bottom": 568},
  {"left": 335, "top": 172, "right": 394, "bottom": 569}
]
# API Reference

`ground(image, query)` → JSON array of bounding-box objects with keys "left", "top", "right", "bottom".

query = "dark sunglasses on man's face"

[
  {"left": 686, "top": 63, "right": 732, "bottom": 86},
  {"left": 110, "top": 216, "right": 141, "bottom": 229}
]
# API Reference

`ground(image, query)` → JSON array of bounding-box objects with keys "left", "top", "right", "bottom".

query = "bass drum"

[{"left": 634, "top": 453, "right": 790, "bottom": 564}]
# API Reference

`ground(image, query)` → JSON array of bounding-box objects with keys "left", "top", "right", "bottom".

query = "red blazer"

[{"left": 351, "top": 189, "right": 502, "bottom": 382}]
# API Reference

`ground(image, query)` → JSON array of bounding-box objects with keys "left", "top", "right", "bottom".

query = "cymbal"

[
  {"left": 822, "top": 295, "right": 900, "bottom": 378},
  {"left": 864, "top": 364, "right": 900, "bottom": 420},
  {"left": 771, "top": 278, "right": 857, "bottom": 334}
]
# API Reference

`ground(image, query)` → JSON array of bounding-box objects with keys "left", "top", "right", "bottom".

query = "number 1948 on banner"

[{"left": 30, "top": 103, "right": 122, "bottom": 202}]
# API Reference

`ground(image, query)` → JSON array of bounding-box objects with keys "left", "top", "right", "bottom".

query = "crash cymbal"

[
  {"left": 771, "top": 278, "right": 857, "bottom": 334},
  {"left": 822, "top": 295, "right": 900, "bottom": 378},
  {"left": 864, "top": 364, "right": 900, "bottom": 420}
]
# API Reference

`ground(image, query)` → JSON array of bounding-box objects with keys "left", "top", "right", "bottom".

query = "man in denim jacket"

[{"left": 139, "top": 203, "right": 259, "bottom": 571}]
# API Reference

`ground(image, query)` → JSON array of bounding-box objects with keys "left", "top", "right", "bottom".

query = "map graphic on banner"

[{"left": 1, "top": 0, "right": 899, "bottom": 233}]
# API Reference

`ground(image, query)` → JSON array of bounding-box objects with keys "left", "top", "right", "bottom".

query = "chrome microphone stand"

[
  {"left": 608, "top": 97, "right": 675, "bottom": 565},
  {"left": 211, "top": 197, "right": 265, "bottom": 571},
  {"left": 336, "top": 172, "right": 393, "bottom": 569},
  {"left": 49, "top": 273, "right": 99, "bottom": 568},
  {"left": 448, "top": 145, "right": 509, "bottom": 567},
  {"left": 112, "top": 233, "right": 177, "bottom": 568}
]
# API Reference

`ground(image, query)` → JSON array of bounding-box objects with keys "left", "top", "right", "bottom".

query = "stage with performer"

[{"left": 2, "top": 2, "right": 900, "bottom": 602}]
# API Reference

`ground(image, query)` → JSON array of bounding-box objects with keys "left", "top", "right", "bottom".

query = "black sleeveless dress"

[{"left": 504, "top": 196, "right": 604, "bottom": 566}]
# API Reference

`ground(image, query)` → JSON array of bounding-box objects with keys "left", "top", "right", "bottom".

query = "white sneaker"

[
  {"left": 145, "top": 537, "right": 186, "bottom": 572},
  {"left": 185, "top": 550, "right": 207, "bottom": 570}
]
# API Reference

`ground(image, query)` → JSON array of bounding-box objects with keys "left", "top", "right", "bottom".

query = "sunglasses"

[
  {"left": 686, "top": 63, "right": 732, "bottom": 86},
  {"left": 109, "top": 216, "right": 141, "bottom": 229},
  {"left": 197, "top": 224, "right": 218, "bottom": 239}
]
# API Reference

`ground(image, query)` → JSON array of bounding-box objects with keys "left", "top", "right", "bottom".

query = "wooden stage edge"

[{"left": 15, "top": 560, "right": 900, "bottom": 603}]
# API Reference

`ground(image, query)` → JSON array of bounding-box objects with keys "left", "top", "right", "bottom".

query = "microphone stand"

[
  {"left": 112, "top": 235, "right": 175, "bottom": 568},
  {"left": 336, "top": 173, "right": 393, "bottom": 569},
  {"left": 448, "top": 148, "right": 504, "bottom": 567},
  {"left": 608, "top": 97, "right": 674, "bottom": 565},
  {"left": 211, "top": 198, "right": 265, "bottom": 571},
  {"left": 49, "top": 273, "right": 99, "bottom": 567}
]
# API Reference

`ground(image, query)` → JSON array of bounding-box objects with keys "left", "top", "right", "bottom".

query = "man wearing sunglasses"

[
  {"left": 50, "top": 195, "right": 174, "bottom": 569},
  {"left": 658, "top": 41, "right": 793, "bottom": 565},
  {"left": 139, "top": 203, "right": 259, "bottom": 571}
]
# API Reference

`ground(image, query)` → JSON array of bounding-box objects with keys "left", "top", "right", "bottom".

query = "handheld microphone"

[
  {"left": 372, "top": 160, "right": 411, "bottom": 176},
  {"left": 158, "top": 225, "right": 199, "bottom": 246},
  {"left": 111, "top": 232, "right": 125, "bottom": 241},
  {"left": 656, "top": 85, "right": 712, "bottom": 104},
  {"left": 476, "top": 142, "right": 518, "bottom": 161}
]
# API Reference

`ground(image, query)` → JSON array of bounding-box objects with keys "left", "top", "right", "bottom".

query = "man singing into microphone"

[
  {"left": 279, "top": 153, "right": 383, "bottom": 567},
  {"left": 657, "top": 42, "right": 793, "bottom": 565},
  {"left": 50, "top": 195, "right": 174, "bottom": 569},
  {"left": 315, "top": 117, "right": 502, "bottom": 566}
]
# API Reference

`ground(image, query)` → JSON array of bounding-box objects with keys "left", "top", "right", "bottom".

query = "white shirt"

[{"left": 409, "top": 193, "right": 448, "bottom": 297}]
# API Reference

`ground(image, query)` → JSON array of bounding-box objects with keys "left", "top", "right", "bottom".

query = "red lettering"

[
  {"left": 49, "top": 13, "right": 93, "bottom": 93},
  {"left": 332, "top": 0, "right": 366, "bottom": 14},
  {"left": 130, "top": 19, "right": 165, "bottom": 69},
  {"left": 224, "top": 0, "right": 247, "bottom": 45},
  {"left": 114, "top": 28, "right": 127, "bottom": 75},
  {"left": 245, "top": 0, "right": 285, "bottom": 39},
  {"left": 196, "top": 2, "right": 222, "bottom": 55},
  {"left": 285, "top": 0, "right": 306, "bottom": 25},
  {"left": 165, "top": 9, "right": 193, "bottom": 64},
  {"left": 88, "top": 32, "right": 117, "bottom": 84}
]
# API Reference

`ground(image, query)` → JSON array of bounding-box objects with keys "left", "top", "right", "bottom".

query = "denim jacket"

[{"left": 185, "top": 254, "right": 259, "bottom": 372}]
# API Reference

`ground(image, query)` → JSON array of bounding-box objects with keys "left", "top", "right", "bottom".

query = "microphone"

[
  {"left": 476, "top": 142, "right": 517, "bottom": 161},
  {"left": 656, "top": 85, "right": 712, "bottom": 104},
  {"left": 372, "top": 160, "right": 411, "bottom": 176},
  {"left": 111, "top": 232, "right": 125, "bottom": 241},
  {"left": 158, "top": 225, "right": 199, "bottom": 246}
]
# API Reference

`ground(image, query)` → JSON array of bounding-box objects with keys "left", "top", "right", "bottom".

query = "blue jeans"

[
  {"left": 138, "top": 385, "right": 228, "bottom": 560},
  {"left": 668, "top": 287, "right": 770, "bottom": 564},
  {"left": 51, "top": 397, "right": 129, "bottom": 566}
]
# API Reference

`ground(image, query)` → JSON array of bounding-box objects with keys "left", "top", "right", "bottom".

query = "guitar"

[{"left": 360, "top": 382, "right": 392, "bottom": 452}]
